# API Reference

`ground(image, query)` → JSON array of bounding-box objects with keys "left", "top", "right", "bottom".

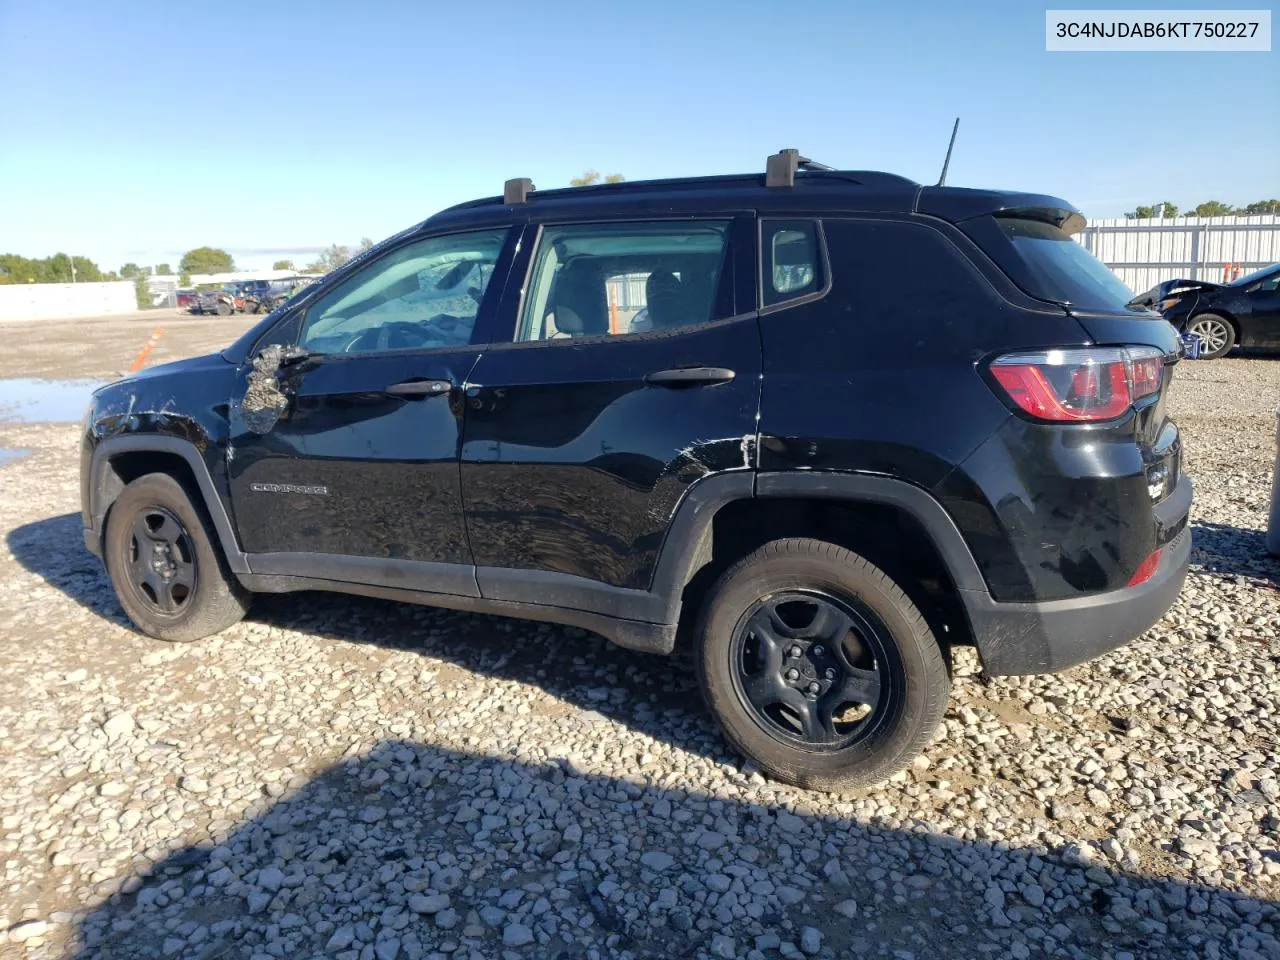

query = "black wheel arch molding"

[{"left": 85, "top": 434, "right": 252, "bottom": 574}]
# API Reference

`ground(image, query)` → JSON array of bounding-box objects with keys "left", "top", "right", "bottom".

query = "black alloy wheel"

[{"left": 730, "top": 590, "right": 890, "bottom": 748}]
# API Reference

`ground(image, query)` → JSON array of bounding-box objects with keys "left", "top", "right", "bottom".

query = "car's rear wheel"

[
  {"left": 104, "top": 473, "right": 250, "bottom": 642},
  {"left": 1187, "top": 313, "right": 1235, "bottom": 359},
  {"left": 696, "top": 538, "right": 949, "bottom": 791},
  {"left": 215, "top": 301, "right": 232, "bottom": 317}
]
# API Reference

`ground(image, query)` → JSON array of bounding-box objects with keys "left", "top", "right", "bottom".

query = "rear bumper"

[{"left": 966, "top": 476, "right": 1192, "bottom": 676}]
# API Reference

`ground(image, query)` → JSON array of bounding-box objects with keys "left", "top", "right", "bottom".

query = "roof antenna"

[{"left": 936, "top": 117, "right": 960, "bottom": 186}]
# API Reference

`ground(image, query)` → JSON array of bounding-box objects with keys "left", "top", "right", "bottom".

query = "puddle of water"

[
  {"left": 0, "top": 448, "right": 29, "bottom": 468},
  {"left": 0, "top": 378, "right": 104, "bottom": 424}
]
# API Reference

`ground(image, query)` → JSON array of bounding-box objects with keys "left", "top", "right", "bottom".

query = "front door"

[
  {"left": 460, "top": 216, "right": 760, "bottom": 600},
  {"left": 227, "top": 226, "right": 516, "bottom": 593},
  {"left": 1244, "top": 269, "right": 1280, "bottom": 348}
]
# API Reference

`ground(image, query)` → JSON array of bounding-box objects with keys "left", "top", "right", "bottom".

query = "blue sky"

[{"left": 1, "top": 0, "right": 1275, "bottom": 273}]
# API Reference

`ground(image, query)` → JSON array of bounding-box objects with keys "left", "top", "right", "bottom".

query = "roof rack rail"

[
  {"left": 766, "top": 149, "right": 833, "bottom": 188},
  {"left": 503, "top": 177, "right": 534, "bottom": 204}
]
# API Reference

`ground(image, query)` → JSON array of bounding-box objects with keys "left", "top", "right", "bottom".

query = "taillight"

[{"left": 989, "top": 347, "right": 1165, "bottom": 423}]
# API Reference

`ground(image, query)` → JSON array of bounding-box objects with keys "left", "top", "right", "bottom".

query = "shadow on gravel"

[
  {"left": 1191, "top": 519, "right": 1280, "bottom": 586},
  {"left": 61, "top": 739, "right": 1277, "bottom": 960},
  {"left": 7, "top": 513, "right": 724, "bottom": 759},
  {"left": 6, "top": 513, "right": 134, "bottom": 628}
]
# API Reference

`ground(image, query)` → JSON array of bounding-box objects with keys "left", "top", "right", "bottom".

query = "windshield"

[
  {"left": 963, "top": 216, "right": 1139, "bottom": 312},
  {"left": 1227, "top": 262, "right": 1280, "bottom": 287}
]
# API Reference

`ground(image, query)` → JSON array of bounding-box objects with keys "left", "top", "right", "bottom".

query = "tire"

[
  {"left": 1186, "top": 313, "right": 1235, "bottom": 359},
  {"left": 104, "top": 473, "right": 250, "bottom": 643},
  {"left": 215, "top": 301, "right": 232, "bottom": 317},
  {"left": 696, "top": 538, "right": 949, "bottom": 792}
]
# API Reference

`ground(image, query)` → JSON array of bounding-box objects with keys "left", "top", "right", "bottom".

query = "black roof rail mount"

[
  {"left": 504, "top": 178, "right": 534, "bottom": 204},
  {"left": 766, "top": 149, "right": 834, "bottom": 188}
]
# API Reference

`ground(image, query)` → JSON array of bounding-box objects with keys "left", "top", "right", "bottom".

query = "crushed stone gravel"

[{"left": 0, "top": 356, "right": 1276, "bottom": 959}]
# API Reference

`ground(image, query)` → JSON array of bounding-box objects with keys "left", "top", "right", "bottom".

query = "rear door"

[
  {"left": 459, "top": 215, "right": 759, "bottom": 600},
  {"left": 226, "top": 226, "right": 518, "bottom": 590}
]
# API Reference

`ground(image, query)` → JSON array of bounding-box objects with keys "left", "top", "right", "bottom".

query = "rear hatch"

[{"left": 949, "top": 206, "right": 1184, "bottom": 505}]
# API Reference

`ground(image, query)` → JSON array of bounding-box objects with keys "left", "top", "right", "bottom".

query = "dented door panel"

[
  {"left": 226, "top": 349, "right": 480, "bottom": 563},
  {"left": 460, "top": 322, "right": 762, "bottom": 592}
]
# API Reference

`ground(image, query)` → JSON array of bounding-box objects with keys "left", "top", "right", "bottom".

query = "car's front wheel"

[
  {"left": 1186, "top": 313, "right": 1235, "bottom": 359},
  {"left": 104, "top": 473, "right": 250, "bottom": 642},
  {"left": 696, "top": 538, "right": 949, "bottom": 791}
]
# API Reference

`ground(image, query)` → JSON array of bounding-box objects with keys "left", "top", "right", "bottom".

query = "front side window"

[
  {"left": 300, "top": 229, "right": 507, "bottom": 354},
  {"left": 516, "top": 221, "right": 730, "bottom": 342},
  {"left": 763, "top": 219, "right": 823, "bottom": 307}
]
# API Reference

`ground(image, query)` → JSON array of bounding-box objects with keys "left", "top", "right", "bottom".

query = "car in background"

[
  {"left": 175, "top": 289, "right": 197, "bottom": 311},
  {"left": 192, "top": 285, "right": 245, "bottom": 317},
  {"left": 1132, "top": 262, "right": 1280, "bottom": 359},
  {"left": 239, "top": 280, "right": 299, "bottom": 314}
]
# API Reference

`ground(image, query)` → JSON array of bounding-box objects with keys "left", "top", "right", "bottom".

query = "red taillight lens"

[
  {"left": 989, "top": 347, "right": 1165, "bottom": 423},
  {"left": 1127, "top": 548, "right": 1161, "bottom": 587}
]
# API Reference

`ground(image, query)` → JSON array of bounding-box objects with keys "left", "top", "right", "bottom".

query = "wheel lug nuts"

[
  {"left": 785, "top": 668, "right": 799, "bottom": 681},
  {"left": 788, "top": 646, "right": 802, "bottom": 659},
  {"left": 825, "top": 668, "right": 836, "bottom": 680},
  {"left": 806, "top": 682, "right": 820, "bottom": 695},
  {"left": 812, "top": 645, "right": 825, "bottom": 657}
]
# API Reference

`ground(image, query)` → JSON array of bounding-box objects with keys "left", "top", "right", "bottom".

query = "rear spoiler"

[{"left": 915, "top": 187, "right": 1085, "bottom": 234}]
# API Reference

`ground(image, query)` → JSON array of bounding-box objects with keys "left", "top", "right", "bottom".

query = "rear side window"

[
  {"left": 517, "top": 220, "right": 731, "bottom": 341},
  {"left": 763, "top": 219, "right": 823, "bottom": 307},
  {"left": 963, "top": 216, "right": 1138, "bottom": 312}
]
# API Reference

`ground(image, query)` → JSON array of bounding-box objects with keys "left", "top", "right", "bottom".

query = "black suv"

[{"left": 79, "top": 151, "right": 1191, "bottom": 791}]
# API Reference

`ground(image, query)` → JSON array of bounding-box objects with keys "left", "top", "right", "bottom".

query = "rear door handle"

[
  {"left": 645, "top": 366, "right": 737, "bottom": 387},
  {"left": 385, "top": 378, "right": 453, "bottom": 397}
]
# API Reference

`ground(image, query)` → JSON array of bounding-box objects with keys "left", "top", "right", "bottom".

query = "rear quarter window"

[{"left": 962, "top": 216, "right": 1138, "bottom": 312}]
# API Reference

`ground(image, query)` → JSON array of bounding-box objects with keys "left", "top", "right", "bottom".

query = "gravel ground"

[
  {"left": 0, "top": 313, "right": 257, "bottom": 381},
  {"left": 0, "top": 354, "right": 1277, "bottom": 960}
]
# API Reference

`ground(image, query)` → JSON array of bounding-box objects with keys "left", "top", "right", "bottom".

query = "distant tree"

[
  {"left": 306, "top": 244, "right": 351, "bottom": 274},
  {"left": 569, "top": 170, "right": 626, "bottom": 186},
  {"left": 358, "top": 237, "right": 374, "bottom": 253},
  {"left": 1124, "top": 202, "right": 1176, "bottom": 219},
  {"left": 179, "top": 272, "right": 191, "bottom": 286},
  {"left": 155, "top": 263, "right": 172, "bottom": 275},
  {"left": 1242, "top": 199, "right": 1280, "bottom": 215},
  {"left": 1191, "top": 201, "right": 1235, "bottom": 217},
  {"left": 179, "top": 246, "right": 235, "bottom": 276},
  {"left": 120, "top": 263, "right": 143, "bottom": 279},
  {"left": 0, "top": 252, "right": 101, "bottom": 283},
  {"left": 133, "top": 275, "right": 153, "bottom": 309},
  {"left": 272, "top": 259, "right": 295, "bottom": 271}
]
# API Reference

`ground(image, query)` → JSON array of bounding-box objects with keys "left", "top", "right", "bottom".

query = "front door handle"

[
  {"left": 385, "top": 378, "right": 453, "bottom": 397},
  {"left": 645, "top": 366, "right": 737, "bottom": 387}
]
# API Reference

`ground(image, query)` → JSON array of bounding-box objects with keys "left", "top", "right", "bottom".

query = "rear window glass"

[{"left": 964, "top": 216, "right": 1138, "bottom": 312}]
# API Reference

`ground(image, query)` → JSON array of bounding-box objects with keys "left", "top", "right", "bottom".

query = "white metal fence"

[
  {"left": 0, "top": 282, "right": 137, "bottom": 322},
  {"left": 1078, "top": 215, "right": 1280, "bottom": 293}
]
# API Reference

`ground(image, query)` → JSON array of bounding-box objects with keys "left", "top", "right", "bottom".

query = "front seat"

[
  {"left": 546, "top": 263, "right": 608, "bottom": 338},
  {"left": 645, "top": 270, "right": 686, "bottom": 330}
]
